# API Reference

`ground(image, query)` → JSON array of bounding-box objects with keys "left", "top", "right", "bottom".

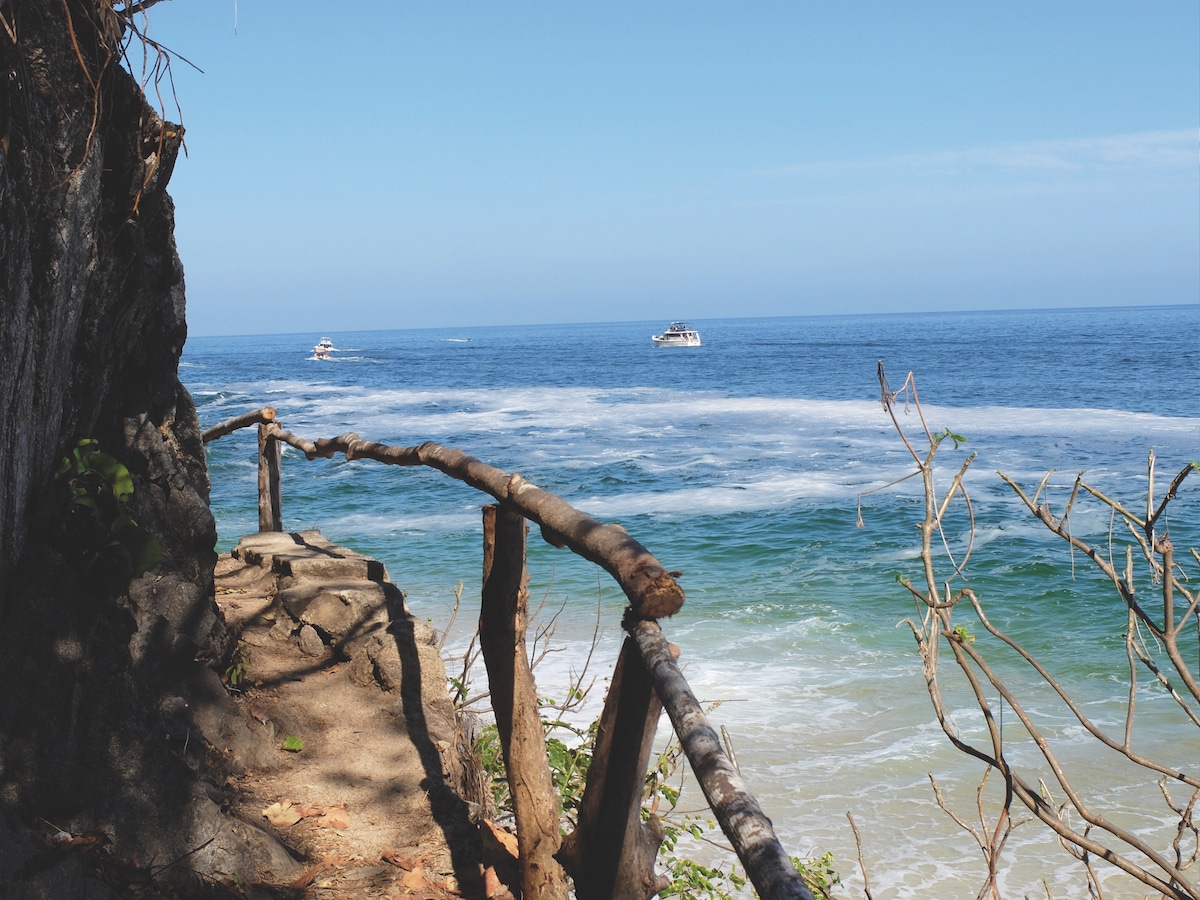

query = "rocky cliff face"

[
  {"left": 0, "top": 0, "right": 198, "bottom": 611},
  {"left": 0, "top": 3, "right": 295, "bottom": 892}
]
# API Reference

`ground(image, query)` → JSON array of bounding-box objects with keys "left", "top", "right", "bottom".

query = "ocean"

[{"left": 183, "top": 305, "right": 1199, "bottom": 898}]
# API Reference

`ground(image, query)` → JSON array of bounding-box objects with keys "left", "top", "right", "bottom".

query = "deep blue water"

[{"left": 183, "top": 304, "right": 1198, "bottom": 897}]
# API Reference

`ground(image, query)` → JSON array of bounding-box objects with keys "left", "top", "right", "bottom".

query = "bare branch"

[{"left": 845, "top": 811, "right": 875, "bottom": 900}]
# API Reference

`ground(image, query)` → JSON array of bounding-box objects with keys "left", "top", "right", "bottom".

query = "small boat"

[
  {"left": 311, "top": 337, "right": 336, "bottom": 360},
  {"left": 652, "top": 322, "right": 702, "bottom": 347}
]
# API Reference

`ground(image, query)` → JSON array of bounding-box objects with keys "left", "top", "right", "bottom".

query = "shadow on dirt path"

[{"left": 212, "top": 531, "right": 495, "bottom": 898}]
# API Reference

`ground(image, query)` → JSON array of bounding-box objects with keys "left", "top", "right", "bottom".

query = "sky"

[{"left": 137, "top": 2, "right": 1199, "bottom": 337}]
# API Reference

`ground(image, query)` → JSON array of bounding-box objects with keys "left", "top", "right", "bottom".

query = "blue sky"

[{"left": 140, "top": 2, "right": 1199, "bottom": 337}]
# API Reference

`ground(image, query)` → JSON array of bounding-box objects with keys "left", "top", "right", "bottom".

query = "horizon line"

[{"left": 184, "top": 300, "right": 1196, "bottom": 342}]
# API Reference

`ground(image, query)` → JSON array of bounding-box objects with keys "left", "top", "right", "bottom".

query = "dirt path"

[{"left": 212, "top": 532, "right": 499, "bottom": 899}]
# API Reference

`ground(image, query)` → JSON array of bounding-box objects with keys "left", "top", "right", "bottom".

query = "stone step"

[{"left": 232, "top": 530, "right": 388, "bottom": 582}]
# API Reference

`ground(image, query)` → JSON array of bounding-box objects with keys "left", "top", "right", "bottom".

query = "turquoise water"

[{"left": 183, "top": 306, "right": 1199, "bottom": 897}]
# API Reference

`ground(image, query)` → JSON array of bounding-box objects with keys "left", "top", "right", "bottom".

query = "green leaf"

[
  {"left": 282, "top": 736, "right": 305, "bottom": 752},
  {"left": 72, "top": 494, "right": 100, "bottom": 512},
  {"left": 89, "top": 452, "right": 133, "bottom": 501},
  {"left": 935, "top": 428, "right": 968, "bottom": 449},
  {"left": 72, "top": 439, "right": 99, "bottom": 464}
]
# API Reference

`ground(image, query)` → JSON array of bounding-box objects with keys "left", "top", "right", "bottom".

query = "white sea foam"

[
  {"left": 573, "top": 472, "right": 862, "bottom": 518},
  {"left": 319, "top": 510, "right": 480, "bottom": 535},
  {"left": 278, "top": 388, "right": 1197, "bottom": 512},
  {"left": 293, "top": 383, "right": 1195, "bottom": 436}
]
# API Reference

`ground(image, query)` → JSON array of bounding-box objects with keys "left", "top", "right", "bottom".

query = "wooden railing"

[{"left": 202, "top": 407, "right": 813, "bottom": 900}]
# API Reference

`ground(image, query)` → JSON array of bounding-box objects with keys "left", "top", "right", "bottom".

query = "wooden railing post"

[
  {"left": 560, "top": 637, "right": 671, "bottom": 900},
  {"left": 257, "top": 422, "right": 281, "bottom": 532},
  {"left": 480, "top": 504, "right": 569, "bottom": 899}
]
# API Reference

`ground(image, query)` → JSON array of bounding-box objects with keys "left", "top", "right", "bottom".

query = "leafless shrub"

[{"left": 863, "top": 362, "right": 1198, "bottom": 900}]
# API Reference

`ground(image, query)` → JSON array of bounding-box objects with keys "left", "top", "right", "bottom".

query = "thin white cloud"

[{"left": 767, "top": 129, "right": 1199, "bottom": 178}]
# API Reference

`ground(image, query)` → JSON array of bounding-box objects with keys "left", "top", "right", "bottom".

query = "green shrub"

[{"left": 51, "top": 438, "right": 161, "bottom": 589}]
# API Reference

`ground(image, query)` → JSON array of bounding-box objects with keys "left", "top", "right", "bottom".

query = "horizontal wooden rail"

[
  {"left": 269, "top": 428, "right": 683, "bottom": 620},
  {"left": 201, "top": 406, "right": 275, "bottom": 444},
  {"left": 203, "top": 408, "right": 811, "bottom": 899}
]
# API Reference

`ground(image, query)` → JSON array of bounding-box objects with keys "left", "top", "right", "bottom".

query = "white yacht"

[
  {"left": 652, "top": 322, "right": 702, "bottom": 347},
  {"left": 312, "top": 337, "right": 335, "bottom": 360}
]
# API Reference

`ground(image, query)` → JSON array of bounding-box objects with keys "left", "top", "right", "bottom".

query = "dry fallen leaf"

[
  {"left": 382, "top": 850, "right": 420, "bottom": 870},
  {"left": 484, "top": 864, "right": 517, "bottom": 900},
  {"left": 317, "top": 806, "right": 351, "bottom": 830},
  {"left": 401, "top": 866, "right": 428, "bottom": 889},
  {"left": 484, "top": 866, "right": 502, "bottom": 896},
  {"left": 52, "top": 831, "right": 110, "bottom": 849},
  {"left": 288, "top": 860, "right": 328, "bottom": 888},
  {"left": 262, "top": 800, "right": 302, "bottom": 827},
  {"left": 480, "top": 819, "right": 519, "bottom": 859}
]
